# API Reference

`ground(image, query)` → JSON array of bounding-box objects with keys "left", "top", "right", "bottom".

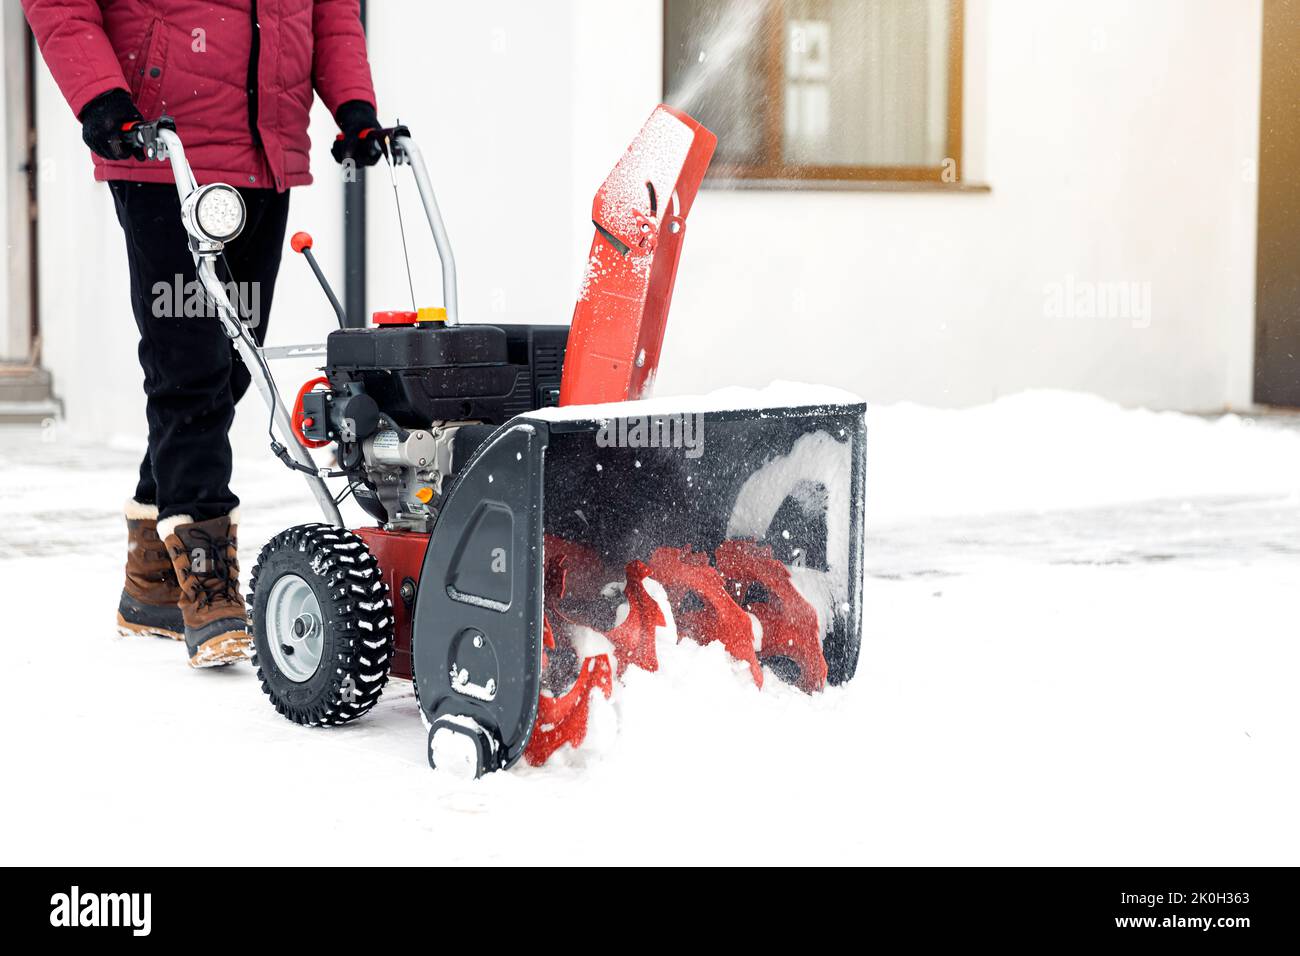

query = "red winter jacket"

[{"left": 23, "top": 0, "right": 377, "bottom": 191}]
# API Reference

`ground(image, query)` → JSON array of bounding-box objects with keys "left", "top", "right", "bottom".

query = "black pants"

[{"left": 110, "top": 181, "right": 290, "bottom": 522}]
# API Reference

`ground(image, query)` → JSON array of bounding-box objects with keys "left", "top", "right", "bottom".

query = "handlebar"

[
  {"left": 389, "top": 130, "right": 459, "bottom": 326},
  {"left": 118, "top": 116, "right": 176, "bottom": 161},
  {"left": 119, "top": 117, "right": 198, "bottom": 214},
  {"left": 123, "top": 116, "right": 459, "bottom": 325}
]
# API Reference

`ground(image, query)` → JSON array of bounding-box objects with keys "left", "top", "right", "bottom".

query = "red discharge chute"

[
  {"left": 559, "top": 106, "right": 717, "bottom": 407},
  {"left": 524, "top": 537, "right": 826, "bottom": 766}
]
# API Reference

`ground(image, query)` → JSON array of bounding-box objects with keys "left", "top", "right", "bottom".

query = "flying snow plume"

[{"left": 665, "top": 0, "right": 769, "bottom": 116}]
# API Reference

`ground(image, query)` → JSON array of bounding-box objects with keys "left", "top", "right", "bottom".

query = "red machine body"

[{"left": 353, "top": 528, "right": 429, "bottom": 681}]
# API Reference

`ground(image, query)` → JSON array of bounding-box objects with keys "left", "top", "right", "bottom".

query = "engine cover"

[{"left": 324, "top": 322, "right": 568, "bottom": 430}]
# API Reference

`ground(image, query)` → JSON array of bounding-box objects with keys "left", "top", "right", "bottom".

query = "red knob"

[
  {"left": 290, "top": 231, "right": 313, "bottom": 253},
  {"left": 373, "top": 310, "right": 419, "bottom": 326}
]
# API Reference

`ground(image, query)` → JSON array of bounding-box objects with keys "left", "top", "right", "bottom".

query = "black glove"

[
  {"left": 331, "top": 100, "right": 384, "bottom": 167},
  {"left": 79, "top": 88, "right": 145, "bottom": 161}
]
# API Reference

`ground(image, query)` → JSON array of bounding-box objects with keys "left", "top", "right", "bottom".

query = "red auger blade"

[
  {"left": 715, "top": 540, "right": 827, "bottom": 693},
  {"left": 525, "top": 653, "right": 613, "bottom": 767},
  {"left": 645, "top": 545, "right": 763, "bottom": 688},
  {"left": 607, "top": 560, "right": 664, "bottom": 677}
]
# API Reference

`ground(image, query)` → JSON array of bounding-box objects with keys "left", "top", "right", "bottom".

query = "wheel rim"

[{"left": 266, "top": 573, "right": 325, "bottom": 683}]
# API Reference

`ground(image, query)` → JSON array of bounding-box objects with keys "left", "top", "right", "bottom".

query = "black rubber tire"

[{"left": 249, "top": 524, "right": 394, "bottom": 726}]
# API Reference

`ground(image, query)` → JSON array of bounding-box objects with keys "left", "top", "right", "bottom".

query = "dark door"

[{"left": 1255, "top": 0, "right": 1300, "bottom": 406}]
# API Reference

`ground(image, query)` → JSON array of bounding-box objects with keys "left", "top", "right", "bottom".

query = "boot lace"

[{"left": 182, "top": 528, "right": 240, "bottom": 610}]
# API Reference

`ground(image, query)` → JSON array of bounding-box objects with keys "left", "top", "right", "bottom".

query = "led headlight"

[{"left": 183, "top": 183, "right": 246, "bottom": 244}]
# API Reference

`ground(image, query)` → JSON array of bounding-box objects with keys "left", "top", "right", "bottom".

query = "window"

[{"left": 663, "top": 0, "right": 964, "bottom": 186}]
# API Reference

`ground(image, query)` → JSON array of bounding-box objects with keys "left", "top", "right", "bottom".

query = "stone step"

[
  {"left": 0, "top": 399, "right": 62, "bottom": 424},
  {"left": 0, "top": 368, "right": 62, "bottom": 423}
]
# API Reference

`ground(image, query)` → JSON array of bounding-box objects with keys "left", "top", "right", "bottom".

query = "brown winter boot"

[
  {"left": 116, "top": 501, "right": 184, "bottom": 641},
  {"left": 159, "top": 510, "right": 252, "bottom": 668}
]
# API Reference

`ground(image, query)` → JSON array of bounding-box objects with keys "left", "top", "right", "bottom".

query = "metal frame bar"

[{"left": 260, "top": 344, "right": 326, "bottom": 361}]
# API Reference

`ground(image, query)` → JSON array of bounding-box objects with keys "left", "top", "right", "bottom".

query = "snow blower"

[{"left": 124, "top": 105, "right": 866, "bottom": 777}]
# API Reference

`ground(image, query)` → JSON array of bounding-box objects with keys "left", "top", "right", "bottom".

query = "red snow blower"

[{"left": 125, "top": 106, "right": 865, "bottom": 777}]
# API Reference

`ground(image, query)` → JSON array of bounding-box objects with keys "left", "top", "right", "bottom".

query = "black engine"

[{"left": 298, "top": 319, "right": 568, "bottom": 530}]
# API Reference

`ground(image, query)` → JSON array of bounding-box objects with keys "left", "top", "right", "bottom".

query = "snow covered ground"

[{"left": 3, "top": 390, "right": 1299, "bottom": 865}]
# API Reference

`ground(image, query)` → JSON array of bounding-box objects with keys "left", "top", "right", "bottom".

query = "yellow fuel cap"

[{"left": 417, "top": 307, "right": 447, "bottom": 324}]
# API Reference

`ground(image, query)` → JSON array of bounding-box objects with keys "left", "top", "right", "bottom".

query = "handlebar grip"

[
  {"left": 117, "top": 121, "right": 144, "bottom": 154},
  {"left": 118, "top": 116, "right": 177, "bottom": 161}
]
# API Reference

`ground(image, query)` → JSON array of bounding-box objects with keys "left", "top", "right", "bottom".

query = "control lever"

[
  {"left": 119, "top": 115, "right": 178, "bottom": 161},
  {"left": 290, "top": 232, "right": 349, "bottom": 329}
]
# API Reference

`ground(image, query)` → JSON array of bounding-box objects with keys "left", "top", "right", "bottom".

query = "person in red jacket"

[{"left": 23, "top": 0, "right": 383, "bottom": 667}]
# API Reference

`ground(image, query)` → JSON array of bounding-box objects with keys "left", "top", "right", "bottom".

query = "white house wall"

[{"left": 31, "top": 0, "right": 1264, "bottom": 456}]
